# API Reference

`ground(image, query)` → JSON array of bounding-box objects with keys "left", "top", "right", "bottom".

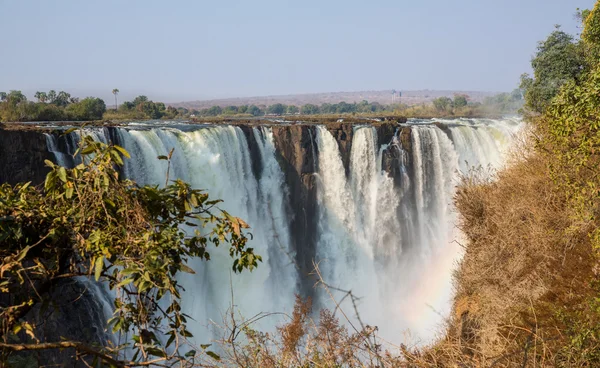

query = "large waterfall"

[{"left": 45, "top": 118, "right": 521, "bottom": 345}]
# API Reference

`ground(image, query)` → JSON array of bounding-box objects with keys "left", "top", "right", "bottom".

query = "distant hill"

[{"left": 171, "top": 90, "right": 499, "bottom": 109}]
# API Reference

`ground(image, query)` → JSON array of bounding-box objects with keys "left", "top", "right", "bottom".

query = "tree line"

[
  {"left": 0, "top": 89, "right": 523, "bottom": 123},
  {"left": 192, "top": 94, "right": 523, "bottom": 118},
  {"left": 0, "top": 90, "right": 106, "bottom": 122},
  {"left": 0, "top": 90, "right": 193, "bottom": 122}
]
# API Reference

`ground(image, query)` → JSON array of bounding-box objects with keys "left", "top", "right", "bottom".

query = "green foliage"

[
  {"left": 267, "top": 103, "right": 286, "bottom": 115},
  {"left": 0, "top": 134, "right": 259, "bottom": 366},
  {"left": 453, "top": 94, "right": 468, "bottom": 108},
  {"left": 432, "top": 96, "right": 453, "bottom": 112},
  {"left": 300, "top": 103, "right": 319, "bottom": 115},
  {"left": 528, "top": 2, "right": 600, "bottom": 362},
  {"left": 520, "top": 26, "right": 585, "bottom": 114},
  {"left": 0, "top": 90, "right": 108, "bottom": 122},
  {"left": 111, "top": 95, "right": 182, "bottom": 120},
  {"left": 247, "top": 105, "right": 263, "bottom": 116},
  {"left": 66, "top": 97, "right": 106, "bottom": 120},
  {"left": 286, "top": 105, "right": 299, "bottom": 114}
]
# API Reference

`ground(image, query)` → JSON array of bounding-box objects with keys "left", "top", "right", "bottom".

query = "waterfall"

[
  {"left": 43, "top": 118, "right": 521, "bottom": 347},
  {"left": 116, "top": 126, "right": 297, "bottom": 342}
]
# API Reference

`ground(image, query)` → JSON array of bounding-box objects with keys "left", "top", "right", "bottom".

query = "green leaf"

[
  {"left": 94, "top": 256, "right": 104, "bottom": 281},
  {"left": 165, "top": 333, "right": 176, "bottom": 348},
  {"left": 81, "top": 145, "right": 95, "bottom": 155},
  {"left": 16, "top": 245, "right": 32, "bottom": 262},
  {"left": 116, "top": 278, "right": 134, "bottom": 288},
  {"left": 157, "top": 155, "right": 168, "bottom": 160},
  {"left": 58, "top": 167, "right": 67, "bottom": 183},
  {"left": 19, "top": 181, "right": 31, "bottom": 192},
  {"left": 44, "top": 159, "right": 55, "bottom": 168},
  {"left": 185, "top": 350, "right": 197, "bottom": 358},
  {"left": 65, "top": 186, "right": 74, "bottom": 199},
  {"left": 180, "top": 264, "right": 196, "bottom": 274},
  {"left": 206, "top": 351, "right": 220, "bottom": 360},
  {"left": 147, "top": 347, "right": 167, "bottom": 357},
  {"left": 113, "top": 145, "right": 131, "bottom": 158}
]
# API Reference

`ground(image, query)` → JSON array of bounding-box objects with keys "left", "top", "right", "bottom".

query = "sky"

[{"left": 0, "top": 0, "right": 595, "bottom": 103}]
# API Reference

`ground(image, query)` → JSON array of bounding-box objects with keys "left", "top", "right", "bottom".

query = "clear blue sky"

[{"left": 0, "top": 0, "right": 595, "bottom": 103}]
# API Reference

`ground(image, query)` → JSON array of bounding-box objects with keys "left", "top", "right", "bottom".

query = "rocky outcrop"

[
  {"left": 0, "top": 129, "right": 53, "bottom": 185},
  {"left": 270, "top": 124, "right": 319, "bottom": 294}
]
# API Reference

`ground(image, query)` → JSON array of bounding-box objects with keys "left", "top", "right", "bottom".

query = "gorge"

[{"left": 0, "top": 117, "right": 521, "bottom": 349}]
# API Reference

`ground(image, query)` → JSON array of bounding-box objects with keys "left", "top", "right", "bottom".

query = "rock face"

[
  {"left": 270, "top": 124, "right": 319, "bottom": 294},
  {"left": 0, "top": 129, "right": 53, "bottom": 185}
]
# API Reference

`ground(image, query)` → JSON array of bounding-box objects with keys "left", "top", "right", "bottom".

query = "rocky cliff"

[{"left": 0, "top": 128, "right": 53, "bottom": 185}]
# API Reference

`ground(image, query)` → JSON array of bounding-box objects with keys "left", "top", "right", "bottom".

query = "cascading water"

[
  {"left": 44, "top": 118, "right": 521, "bottom": 347},
  {"left": 116, "top": 126, "right": 298, "bottom": 341}
]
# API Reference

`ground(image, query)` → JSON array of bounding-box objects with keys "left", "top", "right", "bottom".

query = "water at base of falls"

[{"left": 45, "top": 117, "right": 522, "bottom": 347}]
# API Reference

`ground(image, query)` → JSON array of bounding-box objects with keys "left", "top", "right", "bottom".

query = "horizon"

[{"left": 1, "top": 0, "right": 594, "bottom": 104}]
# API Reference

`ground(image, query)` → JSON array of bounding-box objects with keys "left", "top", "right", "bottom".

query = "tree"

[
  {"left": 0, "top": 92, "right": 6, "bottom": 102},
  {"left": 267, "top": 103, "right": 286, "bottom": 115},
  {"left": 287, "top": 105, "right": 299, "bottom": 115},
  {"left": 206, "top": 105, "right": 222, "bottom": 116},
  {"left": 120, "top": 101, "right": 135, "bottom": 111},
  {"left": 112, "top": 88, "right": 119, "bottom": 110},
  {"left": 453, "top": 94, "right": 469, "bottom": 108},
  {"left": 132, "top": 95, "right": 149, "bottom": 107},
  {"left": 53, "top": 91, "right": 71, "bottom": 107},
  {"left": 432, "top": 96, "right": 453, "bottom": 112},
  {"left": 66, "top": 97, "right": 106, "bottom": 120},
  {"left": 247, "top": 105, "right": 263, "bottom": 116},
  {"left": 139, "top": 101, "right": 162, "bottom": 119},
  {"left": 34, "top": 91, "right": 48, "bottom": 103},
  {"left": 0, "top": 135, "right": 257, "bottom": 366},
  {"left": 520, "top": 26, "right": 585, "bottom": 113},
  {"left": 223, "top": 105, "right": 239, "bottom": 115},
  {"left": 300, "top": 104, "right": 319, "bottom": 115},
  {"left": 47, "top": 90, "right": 57, "bottom": 104}
]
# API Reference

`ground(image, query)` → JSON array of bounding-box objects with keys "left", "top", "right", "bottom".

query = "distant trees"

[
  {"left": 267, "top": 103, "right": 286, "bottom": 115},
  {"left": 0, "top": 90, "right": 188, "bottom": 122},
  {"left": 114, "top": 95, "right": 180, "bottom": 119},
  {"left": 432, "top": 97, "right": 453, "bottom": 112},
  {"left": 0, "top": 90, "right": 108, "bottom": 122},
  {"left": 188, "top": 97, "right": 522, "bottom": 119},
  {"left": 0, "top": 90, "right": 526, "bottom": 123},
  {"left": 205, "top": 105, "right": 223, "bottom": 116},
  {"left": 453, "top": 94, "right": 469, "bottom": 108},
  {"left": 34, "top": 91, "right": 48, "bottom": 103},
  {"left": 222, "top": 105, "right": 239, "bottom": 115},
  {"left": 300, "top": 104, "right": 319, "bottom": 115},
  {"left": 66, "top": 97, "right": 106, "bottom": 120},
  {"left": 247, "top": 105, "right": 263, "bottom": 116}
]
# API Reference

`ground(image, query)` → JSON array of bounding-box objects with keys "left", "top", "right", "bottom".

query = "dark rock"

[
  {"left": 0, "top": 129, "right": 53, "bottom": 185},
  {"left": 271, "top": 124, "right": 319, "bottom": 296}
]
